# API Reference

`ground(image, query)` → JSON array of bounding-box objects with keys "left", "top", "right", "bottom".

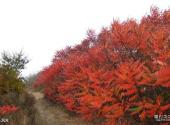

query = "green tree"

[
  {"left": 1, "top": 51, "right": 29, "bottom": 73},
  {"left": 0, "top": 51, "right": 29, "bottom": 94}
]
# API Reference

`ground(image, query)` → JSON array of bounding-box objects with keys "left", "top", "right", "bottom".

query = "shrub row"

[{"left": 34, "top": 7, "right": 170, "bottom": 125}]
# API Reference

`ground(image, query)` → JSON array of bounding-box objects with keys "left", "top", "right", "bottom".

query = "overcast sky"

[{"left": 0, "top": 0, "right": 169, "bottom": 76}]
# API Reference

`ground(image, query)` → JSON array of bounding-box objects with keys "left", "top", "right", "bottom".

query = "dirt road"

[{"left": 29, "top": 91, "right": 94, "bottom": 125}]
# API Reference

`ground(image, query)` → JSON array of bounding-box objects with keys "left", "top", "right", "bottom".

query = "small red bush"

[
  {"left": 0, "top": 105, "right": 18, "bottom": 115},
  {"left": 34, "top": 7, "right": 170, "bottom": 125}
]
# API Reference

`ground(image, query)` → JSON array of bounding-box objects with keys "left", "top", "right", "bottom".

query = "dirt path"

[{"left": 29, "top": 91, "right": 94, "bottom": 125}]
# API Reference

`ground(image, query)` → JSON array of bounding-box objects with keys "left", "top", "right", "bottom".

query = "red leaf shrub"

[
  {"left": 0, "top": 105, "right": 18, "bottom": 115},
  {"left": 34, "top": 7, "right": 170, "bottom": 125}
]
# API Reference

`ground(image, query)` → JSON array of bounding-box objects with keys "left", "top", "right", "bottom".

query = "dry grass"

[
  {"left": 0, "top": 90, "right": 38, "bottom": 125},
  {"left": 0, "top": 88, "right": 97, "bottom": 125}
]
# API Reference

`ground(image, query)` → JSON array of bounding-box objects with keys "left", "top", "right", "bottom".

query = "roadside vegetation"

[
  {"left": 0, "top": 51, "right": 38, "bottom": 125},
  {"left": 34, "top": 7, "right": 170, "bottom": 125}
]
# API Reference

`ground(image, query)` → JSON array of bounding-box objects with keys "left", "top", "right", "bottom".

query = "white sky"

[{"left": 0, "top": 0, "right": 169, "bottom": 76}]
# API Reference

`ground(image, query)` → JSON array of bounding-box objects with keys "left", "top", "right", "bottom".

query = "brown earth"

[{"left": 28, "top": 91, "right": 95, "bottom": 125}]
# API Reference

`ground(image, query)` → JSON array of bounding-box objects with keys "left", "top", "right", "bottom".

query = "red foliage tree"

[{"left": 34, "top": 7, "right": 170, "bottom": 125}]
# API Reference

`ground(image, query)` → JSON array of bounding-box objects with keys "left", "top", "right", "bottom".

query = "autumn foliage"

[
  {"left": 0, "top": 105, "right": 18, "bottom": 115},
  {"left": 34, "top": 7, "right": 170, "bottom": 125},
  {"left": 0, "top": 51, "right": 28, "bottom": 118}
]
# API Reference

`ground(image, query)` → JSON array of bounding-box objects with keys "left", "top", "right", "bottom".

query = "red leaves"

[
  {"left": 129, "top": 96, "right": 170, "bottom": 121},
  {"left": 156, "top": 66, "right": 170, "bottom": 87},
  {"left": 0, "top": 105, "right": 18, "bottom": 115},
  {"left": 34, "top": 7, "right": 170, "bottom": 125}
]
